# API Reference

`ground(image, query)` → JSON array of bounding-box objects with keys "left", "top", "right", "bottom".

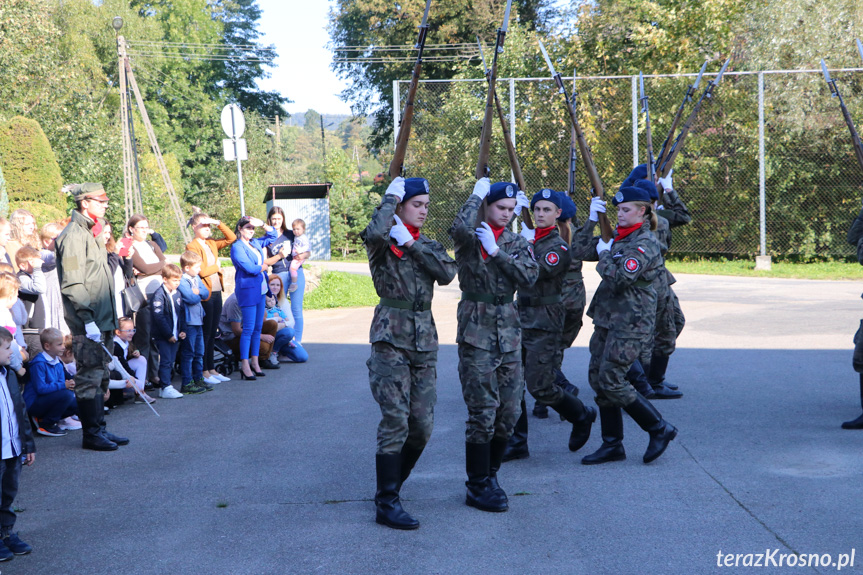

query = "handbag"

[{"left": 121, "top": 278, "right": 147, "bottom": 316}]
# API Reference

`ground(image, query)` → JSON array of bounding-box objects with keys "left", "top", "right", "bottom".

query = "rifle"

[
  {"left": 568, "top": 69, "right": 577, "bottom": 198},
  {"left": 475, "top": 0, "right": 512, "bottom": 180},
  {"left": 477, "top": 36, "right": 533, "bottom": 228},
  {"left": 388, "top": 0, "right": 432, "bottom": 179},
  {"left": 821, "top": 58, "right": 863, "bottom": 174},
  {"left": 639, "top": 71, "right": 656, "bottom": 186},
  {"left": 657, "top": 58, "right": 731, "bottom": 179},
  {"left": 538, "top": 40, "right": 614, "bottom": 241},
  {"left": 655, "top": 61, "right": 708, "bottom": 172}
]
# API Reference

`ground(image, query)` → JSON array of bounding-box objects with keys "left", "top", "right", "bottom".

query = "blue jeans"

[
  {"left": 27, "top": 388, "right": 77, "bottom": 427},
  {"left": 279, "top": 268, "right": 305, "bottom": 343},
  {"left": 0, "top": 457, "right": 21, "bottom": 536},
  {"left": 180, "top": 325, "right": 204, "bottom": 384},
  {"left": 154, "top": 338, "right": 179, "bottom": 387},
  {"left": 239, "top": 298, "right": 266, "bottom": 360},
  {"left": 272, "top": 327, "right": 309, "bottom": 363}
]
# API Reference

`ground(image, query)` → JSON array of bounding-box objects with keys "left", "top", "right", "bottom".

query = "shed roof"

[{"left": 263, "top": 183, "right": 332, "bottom": 203}]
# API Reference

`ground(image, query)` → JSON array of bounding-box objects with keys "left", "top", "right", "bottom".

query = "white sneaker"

[
  {"left": 160, "top": 386, "right": 183, "bottom": 399},
  {"left": 58, "top": 416, "right": 82, "bottom": 431},
  {"left": 203, "top": 376, "right": 222, "bottom": 385},
  {"left": 214, "top": 373, "right": 231, "bottom": 382}
]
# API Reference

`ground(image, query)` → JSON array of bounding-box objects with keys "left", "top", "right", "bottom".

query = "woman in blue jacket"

[{"left": 230, "top": 216, "right": 277, "bottom": 379}]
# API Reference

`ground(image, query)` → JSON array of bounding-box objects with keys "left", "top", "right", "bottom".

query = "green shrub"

[
  {"left": 17, "top": 201, "right": 68, "bottom": 226},
  {"left": 0, "top": 116, "right": 65, "bottom": 212}
]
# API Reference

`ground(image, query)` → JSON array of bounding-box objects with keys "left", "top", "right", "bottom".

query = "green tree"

[
  {"left": 326, "top": 148, "right": 379, "bottom": 257},
  {"left": 0, "top": 116, "right": 65, "bottom": 211}
]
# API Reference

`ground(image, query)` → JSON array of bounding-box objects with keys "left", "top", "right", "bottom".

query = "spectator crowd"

[{"left": 0, "top": 184, "right": 312, "bottom": 561}]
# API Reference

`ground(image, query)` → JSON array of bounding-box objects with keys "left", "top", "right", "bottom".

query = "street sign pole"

[
  {"left": 222, "top": 103, "right": 248, "bottom": 215},
  {"left": 231, "top": 106, "right": 246, "bottom": 216}
]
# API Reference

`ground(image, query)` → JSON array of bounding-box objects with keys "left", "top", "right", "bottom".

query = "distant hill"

[{"left": 284, "top": 113, "right": 352, "bottom": 129}]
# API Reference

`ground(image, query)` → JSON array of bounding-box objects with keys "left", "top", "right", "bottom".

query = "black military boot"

[
  {"left": 553, "top": 391, "right": 596, "bottom": 452},
  {"left": 97, "top": 393, "right": 129, "bottom": 446},
  {"left": 375, "top": 453, "right": 419, "bottom": 530},
  {"left": 399, "top": 444, "right": 425, "bottom": 488},
  {"left": 647, "top": 353, "right": 679, "bottom": 391},
  {"left": 488, "top": 437, "right": 509, "bottom": 506},
  {"left": 502, "top": 398, "right": 529, "bottom": 462},
  {"left": 553, "top": 368, "right": 579, "bottom": 397},
  {"left": 626, "top": 360, "right": 655, "bottom": 399},
  {"left": 465, "top": 442, "right": 507, "bottom": 512},
  {"left": 532, "top": 401, "right": 549, "bottom": 419},
  {"left": 842, "top": 373, "right": 863, "bottom": 429},
  {"left": 581, "top": 406, "right": 626, "bottom": 465},
  {"left": 80, "top": 397, "right": 118, "bottom": 452},
  {"left": 623, "top": 395, "right": 677, "bottom": 463}
]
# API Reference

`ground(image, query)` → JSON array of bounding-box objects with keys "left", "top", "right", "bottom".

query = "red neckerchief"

[
  {"left": 615, "top": 222, "right": 643, "bottom": 242},
  {"left": 86, "top": 210, "right": 103, "bottom": 238},
  {"left": 390, "top": 224, "right": 421, "bottom": 258},
  {"left": 481, "top": 224, "right": 505, "bottom": 260},
  {"left": 533, "top": 225, "right": 554, "bottom": 243}
]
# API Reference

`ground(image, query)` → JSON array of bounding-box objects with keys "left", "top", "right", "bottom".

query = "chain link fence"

[{"left": 393, "top": 69, "right": 863, "bottom": 258}]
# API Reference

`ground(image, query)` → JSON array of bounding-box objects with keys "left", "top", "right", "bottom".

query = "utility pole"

[
  {"left": 354, "top": 145, "right": 362, "bottom": 184},
  {"left": 320, "top": 115, "right": 327, "bottom": 169}
]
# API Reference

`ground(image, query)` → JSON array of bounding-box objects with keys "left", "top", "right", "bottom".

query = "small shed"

[{"left": 263, "top": 183, "right": 332, "bottom": 260}]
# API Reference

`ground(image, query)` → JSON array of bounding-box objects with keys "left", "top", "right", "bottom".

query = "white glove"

[
  {"left": 84, "top": 321, "right": 101, "bottom": 342},
  {"left": 472, "top": 177, "right": 491, "bottom": 200},
  {"left": 386, "top": 176, "right": 406, "bottom": 201},
  {"left": 389, "top": 214, "right": 413, "bottom": 246},
  {"left": 513, "top": 190, "right": 530, "bottom": 216},
  {"left": 520, "top": 221, "right": 535, "bottom": 242},
  {"left": 475, "top": 222, "right": 499, "bottom": 256},
  {"left": 596, "top": 238, "right": 614, "bottom": 255},
  {"left": 657, "top": 169, "right": 673, "bottom": 192},
  {"left": 589, "top": 197, "right": 607, "bottom": 222}
]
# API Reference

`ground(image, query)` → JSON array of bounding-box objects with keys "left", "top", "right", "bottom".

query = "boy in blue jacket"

[
  {"left": 150, "top": 265, "right": 185, "bottom": 399},
  {"left": 22, "top": 328, "right": 76, "bottom": 437},
  {"left": 177, "top": 252, "right": 210, "bottom": 395}
]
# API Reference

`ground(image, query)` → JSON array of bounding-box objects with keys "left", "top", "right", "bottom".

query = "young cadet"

[
  {"left": 580, "top": 185, "right": 678, "bottom": 465},
  {"left": 449, "top": 178, "right": 538, "bottom": 513},
  {"left": 361, "top": 176, "right": 456, "bottom": 530},
  {"left": 503, "top": 190, "right": 595, "bottom": 461},
  {"left": 844, "top": 201, "right": 863, "bottom": 429}
]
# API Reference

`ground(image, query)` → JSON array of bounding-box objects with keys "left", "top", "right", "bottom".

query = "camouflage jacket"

[
  {"left": 653, "top": 215, "right": 676, "bottom": 287},
  {"left": 655, "top": 189, "right": 692, "bottom": 251},
  {"left": 562, "top": 218, "right": 593, "bottom": 311},
  {"left": 361, "top": 195, "right": 457, "bottom": 352},
  {"left": 449, "top": 195, "right": 539, "bottom": 353},
  {"left": 585, "top": 223, "right": 663, "bottom": 335},
  {"left": 517, "top": 227, "right": 571, "bottom": 332}
]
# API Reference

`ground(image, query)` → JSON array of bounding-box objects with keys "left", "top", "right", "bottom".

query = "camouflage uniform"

[
  {"left": 848, "top": 210, "right": 863, "bottom": 374},
  {"left": 654, "top": 189, "right": 692, "bottom": 354},
  {"left": 449, "top": 195, "right": 538, "bottom": 444},
  {"left": 362, "top": 194, "right": 457, "bottom": 455},
  {"left": 585, "top": 224, "right": 663, "bottom": 408},
  {"left": 519, "top": 227, "right": 572, "bottom": 406},
  {"left": 559, "top": 218, "right": 588, "bottom": 353}
]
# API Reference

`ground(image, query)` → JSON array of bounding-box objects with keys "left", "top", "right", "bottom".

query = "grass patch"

[
  {"left": 666, "top": 259, "right": 863, "bottom": 280},
  {"left": 305, "top": 271, "right": 379, "bottom": 310}
]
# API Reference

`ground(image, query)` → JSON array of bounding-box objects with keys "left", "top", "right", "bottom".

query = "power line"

[
  {"left": 127, "top": 51, "right": 273, "bottom": 63},
  {"left": 128, "top": 40, "right": 276, "bottom": 50}
]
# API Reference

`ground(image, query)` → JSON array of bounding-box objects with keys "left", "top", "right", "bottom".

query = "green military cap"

[{"left": 73, "top": 182, "right": 109, "bottom": 201}]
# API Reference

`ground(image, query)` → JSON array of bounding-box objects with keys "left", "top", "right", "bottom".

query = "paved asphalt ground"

[{"left": 14, "top": 264, "right": 863, "bottom": 574}]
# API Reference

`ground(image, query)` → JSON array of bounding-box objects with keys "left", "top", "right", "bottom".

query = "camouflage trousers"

[
  {"left": 72, "top": 332, "right": 113, "bottom": 400},
  {"left": 853, "top": 320, "right": 863, "bottom": 373},
  {"left": 458, "top": 342, "right": 523, "bottom": 444},
  {"left": 588, "top": 327, "right": 640, "bottom": 409},
  {"left": 556, "top": 280, "right": 585, "bottom": 372},
  {"left": 523, "top": 328, "right": 565, "bottom": 407},
  {"left": 368, "top": 342, "right": 437, "bottom": 455},
  {"left": 649, "top": 287, "right": 686, "bottom": 360}
]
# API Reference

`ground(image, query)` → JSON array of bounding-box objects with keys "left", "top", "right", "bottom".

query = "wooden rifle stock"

[
  {"left": 388, "top": 1, "right": 432, "bottom": 179},
  {"left": 823, "top": 60, "right": 863, "bottom": 174}
]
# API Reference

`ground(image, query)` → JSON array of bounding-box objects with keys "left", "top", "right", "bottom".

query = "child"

[
  {"left": 16, "top": 247, "right": 46, "bottom": 355},
  {"left": 0, "top": 273, "right": 26, "bottom": 378},
  {"left": 177, "top": 251, "right": 210, "bottom": 394},
  {"left": 150, "top": 264, "right": 185, "bottom": 399},
  {"left": 23, "top": 328, "right": 77, "bottom": 437},
  {"left": 112, "top": 317, "right": 155, "bottom": 404},
  {"left": 0, "top": 326, "right": 35, "bottom": 561},
  {"left": 288, "top": 218, "right": 310, "bottom": 292},
  {"left": 37, "top": 222, "right": 68, "bottom": 335}
]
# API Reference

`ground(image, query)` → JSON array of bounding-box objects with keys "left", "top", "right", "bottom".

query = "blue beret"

[
  {"left": 530, "top": 188, "right": 562, "bottom": 210},
  {"left": 558, "top": 193, "right": 577, "bottom": 220},
  {"left": 403, "top": 178, "right": 430, "bottom": 201},
  {"left": 612, "top": 186, "right": 651, "bottom": 206},
  {"left": 634, "top": 179, "right": 659, "bottom": 201},
  {"left": 488, "top": 181, "right": 518, "bottom": 205},
  {"left": 620, "top": 163, "right": 648, "bottom": 191}
]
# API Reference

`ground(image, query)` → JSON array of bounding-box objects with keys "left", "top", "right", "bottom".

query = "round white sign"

[{"left": 220, "top": 103, "right": 245, "bottom": 139}]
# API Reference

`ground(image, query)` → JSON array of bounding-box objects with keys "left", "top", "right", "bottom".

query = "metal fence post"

[
  {"left": 393, "top": 80, "right": 400, "bottom": 151},
  {"left": 632, "top": 76, "right": 638, "bottom": 167},
  {"left": 510, "top": 78, "right": 517, "bottom": 231},
  {"left": 756, "top": 71, "right": 771, "bottom": 270}
]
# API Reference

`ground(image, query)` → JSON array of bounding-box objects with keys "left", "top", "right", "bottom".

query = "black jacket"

[
  {"left": 150, "top": 285, "right": 186, "bottom": 341},
  {"left": 0, "top": 368, "right": 35, "bottom": 456}
]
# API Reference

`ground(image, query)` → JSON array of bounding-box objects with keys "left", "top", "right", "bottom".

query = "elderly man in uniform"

[{"left": 55, "top": 183, "right": 128, "bottom": 451}]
